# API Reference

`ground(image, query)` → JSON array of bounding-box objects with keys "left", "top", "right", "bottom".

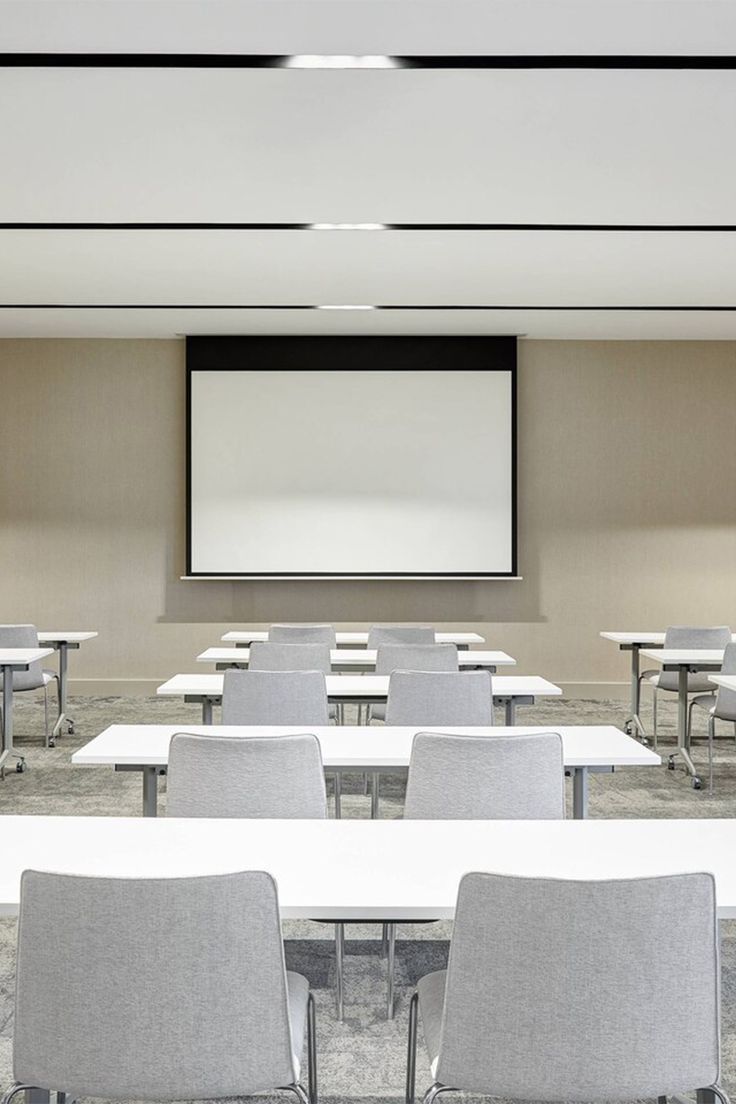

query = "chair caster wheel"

[
  {"left": 667, "top": 756, "right": 676, "bottom": 771},
  {"left": 48, "top": 738, "right": 56, "bottom": 748},
  {"left": 67, "top": 723, "right": 75, "bottom": 735},
  {"left": 16, "top": 759, "right": 26, "bottom": 773},
  {"left": 624, "top": 720, "right": 633, "bottom": 735},
  {"left": 692, "top": 776, "right": 702, "bottom": 790}
]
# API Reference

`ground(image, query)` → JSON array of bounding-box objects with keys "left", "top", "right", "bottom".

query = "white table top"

[
  {"left": 73, "top": 724, "right": 659, "bottom": 770},
  {"left": 710, "top": 675, "right": 736, "bottom": 692},
  {"left": 37, "top": 631, "right": 98, "bottom": 644},
  {"left": 157, "top": 673, "right": 563, "bottom": 700},
  {"left": 198, "top": 647, "right": 516, "bottom": 669},
  {"left": 0, "top": 816, "right": 734, "bottom": 920},
  {"left": 602, "top": 631, "right": 736, "bottom": 647},
  {"left": 639, "top": 648, "right": 726, "bottom": 666},
  {"left": 222, "top": 630, "right": 486, "bottom": 646},
  {"left": 0, "top": 647, "right": 54, "bottom": 667}
]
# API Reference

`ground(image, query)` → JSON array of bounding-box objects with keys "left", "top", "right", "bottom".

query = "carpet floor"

[{"left": 1, "top": 693, "right": 735, "bottom": 1103}]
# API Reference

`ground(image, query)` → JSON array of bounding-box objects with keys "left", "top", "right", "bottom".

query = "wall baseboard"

[{"left": 67, "top": 678, "right": 631, "bottom": 701}]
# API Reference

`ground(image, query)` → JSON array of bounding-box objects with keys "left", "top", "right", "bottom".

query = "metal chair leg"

[
  {"left": 371, "top": 773, "right": 380, "bottom": 818},
  {"left": 652, "top": 687, "right": 658, "bottom": 751},
  {"left": 708, "top": 712, "right": 716, "bottom": 797},
  {"left": 333, "top": 773, "right": 342, "bottom": 819},
  {"left": 283, "top": 1084, "right": 310, "bottom": 1104},
  {"left": 422, "top": 1083, "right": 452, "bottom": 1104},
  {"left": 1, "top": 1085, "right": 38, "bottom": 1104},
  {"left": 43, "top": 684, "right": 50, "bottom": 748},
  {"left": 687, "top": 697, "right": 698, "bottom": 749},
  {"left": 335, "top": 922, "right": 345, "bottom": 1021},
  {"left": 306, "top": 990, "right": 318, "bottom": 1104},
  {"left": 406, "top": 991, "right": 419, "bottom": 1104},
  {"left": 386, "top": 922, "right": 396, "bottom": 1019},
  {"left": 705, "top": 1085, "right": 733, "bottom": 1104}
]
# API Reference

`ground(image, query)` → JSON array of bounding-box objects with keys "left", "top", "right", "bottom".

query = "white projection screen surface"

[{"left": 187, "top": 339, "right": 516, "bottom": 578}]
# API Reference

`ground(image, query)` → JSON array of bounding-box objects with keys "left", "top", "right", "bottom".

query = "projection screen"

[{"left": 187, "top": 337, "right": 516, "bottom": 578}]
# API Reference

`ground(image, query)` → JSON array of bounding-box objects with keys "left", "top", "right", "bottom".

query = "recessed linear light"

[
  {"left": 309, "top": 223, "right": 388, "bottom": 231},
  {"left": 316, "top": 304, "right": 378, "bottom": 311},
  {"left": 283, "top": 55, "right": 401, "bottom": 69}
]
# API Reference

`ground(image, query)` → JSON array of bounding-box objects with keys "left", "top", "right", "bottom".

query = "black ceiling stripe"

[
  {"left": 2, "top": 53, "right": 736, "bottom": 69},
  {"left": 2, "top": 304, "right": 736, "bottom": 312},
  {"left": 2, "top": 222, "right": 736, "bottom": 232}
]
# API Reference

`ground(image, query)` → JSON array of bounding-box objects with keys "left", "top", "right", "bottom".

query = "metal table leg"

[
  {"left": 623, "top": 644, "right": 648, "bottom": 741},
  {"left": 202, "top": 697, "right": 214, "bottom": 724},
  {"left": 504, "top": 698, "right": 515, "bottom": 724},
  {"left": 142, "top": 767, "right": 160, "bottom": 817},
  {"left": 673, "top": 664, "right": 701, "bottom": 787},
  {"left": 0, "top": 664, "right": 25, "bottom": 777},
  {"left": 51, "top": 642, "right": 74, "bottom": 742},
  {"left": 572, "top": 767, "right": 589, "bottom": 819}
]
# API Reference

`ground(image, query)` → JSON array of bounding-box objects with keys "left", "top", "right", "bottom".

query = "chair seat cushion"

[
  {"left": 417, "top": 968, "right": 446, "bottom": 1078},
  {"left": 287, "top": 970, "right": 310, "bottom": 1077},
  {"left": 690, "top": 693, "right": 717, "bottom": 713},
  {"left": 647, "top": 673, "right": 716, "bottom": 694}
]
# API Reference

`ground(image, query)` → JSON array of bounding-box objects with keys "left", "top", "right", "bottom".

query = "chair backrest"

[
  {"left": 269, "top": 624, "right": 336, "bottom": 646},
  {"left": 14, "top": 869, "right": 299, "bottom": 1100},
  {"left": 715, "top": 640, "right": 736, "bottom": 721},
  {"left": 221, "top": 669, "right": 330, "bottom": 726},
  {"left": 437, "top": 871, "right": 720, "bottom": 1100},
  {"left": 404, "top": 732, "right": 565, "bottom": 819},
  {"left": 167, "top": 732, "right": 327, "bottom": 818},
  {"left": 385, "top": 670, "right": 494, "bottom": 726},
  {"left": 249, "top": 641, "right": 331, "bottom": 673},
  {"left": 375, "top": 643, "right": 458, "bottom": 676},
  {"left": 0, "top": 624, "right": 44, "bottom": 691},
  {"left": 367, "top": 625, "right": 435, "bottom": 649},
  {"left": 658, "top": 625, "right": 732, "bottom": 692}
]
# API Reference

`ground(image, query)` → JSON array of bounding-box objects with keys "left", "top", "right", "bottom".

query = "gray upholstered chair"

[
  {"left": 249, "top": 641, "right": 340, "bottom": 725},
  {"left": 270, "top": 624, "right": 336, "bottom": 647},
  {"left": 367, "top": 625, "right": 435, "bottom": 649},
  {"left": 382, "top": 732, "right": 564, "bottom": 1019},
  {"left": 407, "top": 871, "right": 727, "bottom": 1104},
  {"left": 687, "top": 641, "right": 736, "bottom": 795},
  {"left": 0, "top": 625, "right": 59, "bottom": 748},
  {"left": 369, "top": 644, "right": 459, "bottom": 724},
  {"left": 385, "top": 670, "right": 494, "bottom": 727},
  {"left": 165, "top": 731, "right": 345, "bottom": 1020},
  {"left": 639, "top": 625, "right": 731, "bottom": 749},
  {"left": 3, "top": 869, "right": 317, "bottom": 1104},
  {"left": 221, "top": 669, "right": 330, "bottom": 726},
  {"left": 167, "top": 732, "right": 328, "bottom": 818}
]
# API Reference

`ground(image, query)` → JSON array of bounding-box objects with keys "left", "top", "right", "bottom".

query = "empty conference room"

[{"left": 2, "top": 1, "right": 736, "bottom": 1101}]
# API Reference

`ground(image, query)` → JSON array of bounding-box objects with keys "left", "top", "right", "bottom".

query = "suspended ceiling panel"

[
  {"left": 1, "top": 230, "right": 735, "bottom": 306},
  {"left": 1, "top": 68, "right": 736, "bottom": 223}
]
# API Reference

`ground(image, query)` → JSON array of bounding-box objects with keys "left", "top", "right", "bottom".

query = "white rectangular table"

[
  {"left": 156, "top": 673, "right": 563, "bottom": 725},
  {"left": 1, "top": 815, "right": 735, "bottom": 920},
  {"left": 601, "top": 631, "right": 736, "bottom": 742},
  {"left": 639, "top": 648, "right": 727, "bottom": 786},
  {"left": 0, "top": 648, "right": 55, "bottom": 776},
  {"left": 222, "top": 630, "right": 486, "bottom": 649},
  {"left": 710, "top": 674, "right": 736, "bottom": 693},
  {"left": 198, "top": 647, "right": 516, "bottom": 672},
  {"left": 37, "top": 631, "right": 98, "bottom": 744},
  {"left": 73, "top": 723, "right": 659, "bottom": 819}
]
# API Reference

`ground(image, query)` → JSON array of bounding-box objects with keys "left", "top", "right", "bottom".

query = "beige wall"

[{"left": 1, "top": 338, "right": 734, "bottom": 695}]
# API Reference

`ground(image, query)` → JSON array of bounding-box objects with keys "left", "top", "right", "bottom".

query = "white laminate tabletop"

[
  {"left": 156, "top": 674, "right": 562, "bottom": 700},
  {"left": 198, "top": 647, "right": 516, "bottom": 669},
  {"left": 0, "top": 816, "right": 734, "bottom": 919},
  {"left": 73, "top": 724, "right": 660, "bottom": 770},
  {"left": 639, "top": 648, "right": 726, "bottom": 666},
  {"left": 602, "top": 632, "right": 736, "bottom": 647},
  {"left": 710, "top": 675, "right": 736, "bottom": 692},
  {"left": 222, "top": 631, "right": 487, "bottom": 646},
  {"left": 0, "top": 648, "right": 54, "bottom": 667},
  {"left": 37, "top": 631, "right": 98, "bottom": 644}
]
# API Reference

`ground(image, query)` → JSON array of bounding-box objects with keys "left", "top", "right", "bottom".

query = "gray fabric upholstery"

[
  {"left": 167, "top": 732, "right": 328, "bottom": 818},
  {"left": 404, "top": 731, "right": 565, "bottom": 819},
  {"left": 385, "top": 670, "right": 494, "bottom": 726},
  {"left": 221, "top": 669, "right": 330, "bottom": 726},
  {"left": 14, "top": 869, "right": 308, "bottom": 1099},
  {"left": 375, "top": 644, "right": 458, "bottom": 676},
  {"left": 645, "top": 625, "right": 732, "bottom": 693},
  {"left": 367, "top": 626, "right": 435, "bottom": 648},
  {"left": 0, "top": 624, "right": 46, "bottom": 692},
  {"left": 269, "top": 624, "right": 336, "bottom": 646},
  {"left": 249, "top": 642, "right": 332, "bottom": 672},
  {"left": 428, "top": 871, "right": 720, "bottom": 1099},
  {"left": 713, "top": 642, "right": 736, "bottom": 721}
]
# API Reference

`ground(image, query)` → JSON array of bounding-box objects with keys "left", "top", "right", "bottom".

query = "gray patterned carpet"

[{"left": 1, "top": 694, "right": 735, "bottom": 1103}]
